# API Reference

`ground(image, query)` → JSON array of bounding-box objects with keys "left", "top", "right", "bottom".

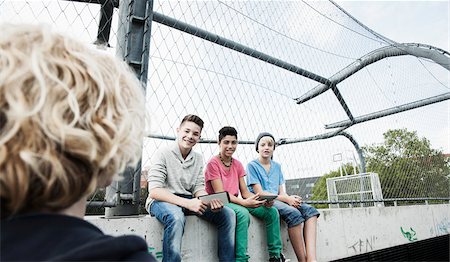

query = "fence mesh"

[{"left": 2, "top": 0, "right": 449, "bottom": 213}]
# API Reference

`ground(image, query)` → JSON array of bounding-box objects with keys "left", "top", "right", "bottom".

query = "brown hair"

[
  {"left": 0, "top": 24, "right": 146, "bottom": 218},
  {"left": 180, "top": 114, "right": 204, "bottom": 130}
]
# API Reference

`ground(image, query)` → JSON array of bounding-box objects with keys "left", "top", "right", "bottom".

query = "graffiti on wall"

[
  {"left": 430, "top": 218, "right": 450, "bottom": 236},
  {"left": 347, "top": 235, "right": 376, "bottom": 254},
  {"left": 148, "top": 247, "right": 163, "bottom": 260},
  {"left": 144, "top": 234, "right": 163, "bottom": 260},
  {"left": 400, "top": 227, "right": 417, "bottom": 241}
]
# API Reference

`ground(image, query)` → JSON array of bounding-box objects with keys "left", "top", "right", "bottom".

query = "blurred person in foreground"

[{"left": 0, "top": 24, "right": 156, "bottom": 261}]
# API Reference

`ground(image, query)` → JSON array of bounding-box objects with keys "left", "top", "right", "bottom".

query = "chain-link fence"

[{"left": 2, "top": 0, "right": 449, "bottom": 214}]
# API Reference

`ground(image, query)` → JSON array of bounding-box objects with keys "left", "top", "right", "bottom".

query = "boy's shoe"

[{"left": 269, "top": 253, "right": 286, "bottom": 262}]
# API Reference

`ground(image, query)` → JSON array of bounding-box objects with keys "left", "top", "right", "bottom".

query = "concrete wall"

[{"left": 86, "top": 204, "right": 450, "bottom": 261}]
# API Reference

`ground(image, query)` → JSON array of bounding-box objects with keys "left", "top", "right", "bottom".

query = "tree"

[
  {"left": 310, "top": 129, "right": 449, "bottom": 207},
  {"left": 363, "top": 129, "right": 449, "bottom": 199}
]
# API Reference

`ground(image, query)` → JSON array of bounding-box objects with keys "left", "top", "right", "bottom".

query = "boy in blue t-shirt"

[{"left": 247, "top": 132, "right": 320, "bottom": 262}]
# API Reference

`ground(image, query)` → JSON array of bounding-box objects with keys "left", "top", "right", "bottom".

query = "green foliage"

[
  {"left": 310, "top": 129, "right": 449, "bottom": 207},
  {"left": 363, "top": 129, "right": 449, "bottom": 199}
]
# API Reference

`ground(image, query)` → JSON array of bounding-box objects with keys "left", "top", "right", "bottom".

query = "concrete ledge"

[{"left": 87, "top": 204, "right": 450, "bottom": 261}]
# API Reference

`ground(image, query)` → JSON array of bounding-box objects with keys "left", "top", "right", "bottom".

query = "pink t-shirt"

[{"left": 204, "top": 156, "right": 245, "bottom": 196}]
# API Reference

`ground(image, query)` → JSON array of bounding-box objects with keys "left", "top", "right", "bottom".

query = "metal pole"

[
  {"left": 152, "top": 11, "right": 331, "bottom": 86},
  {"left": 326, "top": 93, "right": 450, "bottom": 129},
  {"left": 94, "top": 0, "right": 116, "bottom": 46},
  {"left": 105, "top": 0, "right": 154, "bottom": 218},
  {"left": 64, "top": 0, "right": 119, "bottom": 46},
  {"left": 338, "top": 132, "right": 366, "bottom": 207},
  {"left": 295, "top": 43, "right": 450, "bottom": 105},
  {"left": 339, "top": 132, "right": 366, "bottom": 173}
]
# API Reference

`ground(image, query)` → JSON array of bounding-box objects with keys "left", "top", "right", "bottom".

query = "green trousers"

[{"left": 226, "top": 203, "right": 282, "bottom": 262}]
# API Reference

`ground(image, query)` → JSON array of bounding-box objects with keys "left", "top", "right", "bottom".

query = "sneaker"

[{"left": 269, "top": 253, "right": 286, "bottom": 262}]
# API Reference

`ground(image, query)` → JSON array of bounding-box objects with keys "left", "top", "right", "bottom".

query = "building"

[{"left": 285, "top": 176, "right": 321, "bottom": 200}]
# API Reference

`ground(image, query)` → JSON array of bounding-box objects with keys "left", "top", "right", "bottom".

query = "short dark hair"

[
  {"left": 180, "top": 114, "right": 204, "bottom": 130},
  {"left": 218, "top": 126, "right": 238, "bottom": 142}
]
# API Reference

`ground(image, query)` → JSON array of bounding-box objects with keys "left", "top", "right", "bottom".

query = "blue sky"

[
  {"left": 337, "top": 0, "right": 449, "bottom": 51},
  {"left": 337, "top": 0, "right": 449, "bottom": 153}
]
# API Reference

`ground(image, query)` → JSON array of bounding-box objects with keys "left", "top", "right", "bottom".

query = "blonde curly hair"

[{"left": 0, "top": 24, "right": 146, "bottom": 218}]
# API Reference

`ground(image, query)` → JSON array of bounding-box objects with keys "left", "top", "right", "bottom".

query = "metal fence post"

[{"left": 105, "top": 0, "right": 154, "bottom": 218}]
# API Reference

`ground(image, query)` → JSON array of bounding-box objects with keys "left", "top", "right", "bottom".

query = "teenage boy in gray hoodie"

[{"left": 145, "top": 115, "right": 236, "bottom": 262}]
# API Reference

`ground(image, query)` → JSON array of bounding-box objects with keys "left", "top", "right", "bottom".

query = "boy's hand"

[
  {"left": 185, "top": 198, "right": 208, "bottom": 215},
  {"left": 243, "top": 194, "right": 266, "bottom": 208},
  {"left": 287, "top": 195, "right": 302, "bottom": 208},
  {"left": 208, "top": 199, "right": 224, "bottom": 213},
  {"left": 264, "top": 199, "right": 274, "bottom": 207}
]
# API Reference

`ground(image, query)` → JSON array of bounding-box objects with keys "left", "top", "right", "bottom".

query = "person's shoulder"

[
  {"left": 149, "top": 146, "right": 169, "bottom": 159},
  {"left": 108, "top": 235, "right": 157, "bottom": 261},
  {"left": 156, "top": 145, "right": 172, "bottom": 155},
  {"left": 207, "top": 155, "right": 220, "bottom": 165},
  {"left": 151, "top": 145, "right": 176, "bottom": 161},
  {"left": 247, "top": 159, "right": 259, "bottom": 167},
  {"left": 53, "top": 233, "right": 156, "bottom": 261},
  {"left": 232, "top": 158, "right": 245, "bottom": 168},
  {"left": 271, "top": 160, "right": 282, "bottom": 168}
]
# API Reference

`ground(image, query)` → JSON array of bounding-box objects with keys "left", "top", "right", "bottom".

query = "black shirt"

[{"left": 1, "top": 213, "right": 157, "bottom": 261}]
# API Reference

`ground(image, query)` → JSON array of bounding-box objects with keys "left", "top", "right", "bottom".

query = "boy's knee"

[
  {"left": 280, "top": 207, "right": 304, "bottom": 227},
  {"left": 218, "top": 207, "right": 237, "bottom": 228},
  {"left": 239, "top": 213, "right": 251, "bottom": 225},
  {"left": 223, "top": 206, "right": 237, "bottom": 220},
  {"left": 267, "top": 207, "right": 280, "bottom": 219},
  {"left": 166, "top": 212, "right": 186, "bottom": 227},
  {"left": 235, "top": 209, "right": 250, "bottom": 224}
]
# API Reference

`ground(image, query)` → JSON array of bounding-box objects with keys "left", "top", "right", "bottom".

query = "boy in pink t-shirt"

[
  {"left": 205, "top": 126, "right": 285, "bottom": 262},
  {"left": 205, "top": 155, "right": 244, "bottom": 197}
]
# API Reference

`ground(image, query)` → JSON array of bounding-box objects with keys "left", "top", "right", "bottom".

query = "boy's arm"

[
  {"left": 150, "top": 188, "right": 208, "bottom": 214},
  {"left": 250, "top": 183, "right": 274, "bottom": 196},
  {"left": 239, "top": 177, "right": 254, "bottom": 199},
  {"left": 274, "top": 184, "right": 290, "bottom": 202},
  {"left": 276, "top": 184, "right": 302, "bottom": 207},
  {"left": 147, "top": 149, "right": 168, "bottom": 192},
  {"left": 238, "top": 177, "right": 265, "bottom": 208},
  {"left": 192, "top": 156, "right": 206, "bottom": 196},
  {"left": 148, "top": 150, "right": 207, "bottom": 213},
  {"left": 150, "top": 188, "right": 195, "bottom": 208}
]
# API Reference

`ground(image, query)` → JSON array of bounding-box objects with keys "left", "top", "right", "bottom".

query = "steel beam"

[
  {"left": 152, "top": 11, "right": 331, "bottom": 86},
  {"left": 326, "top": 92, "right": 450, "bottom": 129},
  {"left": 295, "top": 43, "right": 450, "bottom": 105}
]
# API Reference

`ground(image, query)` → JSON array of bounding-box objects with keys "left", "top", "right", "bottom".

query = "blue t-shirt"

[{"left": 246, "top": 159, "right": 284, "bottom": 194}]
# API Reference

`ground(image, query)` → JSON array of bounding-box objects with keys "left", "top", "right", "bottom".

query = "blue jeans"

[
  {"left": 273, "top": 200, "right": 320, "bottom": 228},
  {"left": 149, "top": 200, "right": 236, "bottom": 262}
]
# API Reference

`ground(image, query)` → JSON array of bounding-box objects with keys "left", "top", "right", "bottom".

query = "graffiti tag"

[
  {"left": 400, "top": 226, "right": 417, "bottom": 241},
  {"left": 430, "top": 218, "right": 450, "bottom": 236},
  {"left": 347, "top": 236, "right": 376, "bottom": 254},
  {"left": 148, "top": 247, "right": 163, "bottom": 260}
]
